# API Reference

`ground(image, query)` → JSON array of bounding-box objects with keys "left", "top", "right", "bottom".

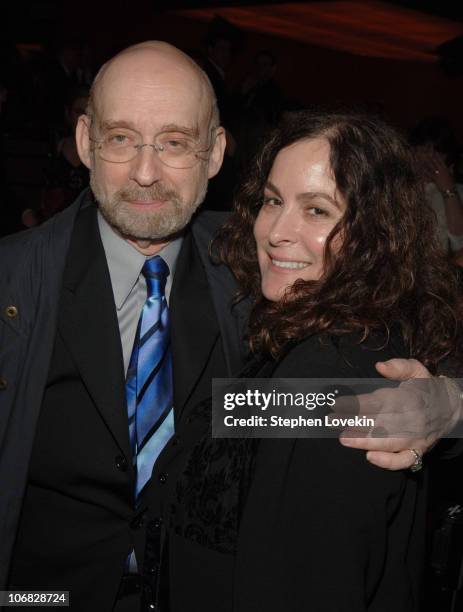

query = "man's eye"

[
  {"left": 107, "top": 133, "right": 131, "bottom": 146},
  {"left": 161, "top": 137, "right": 191, "bottom": 153},
  {"left": 168, "top": 140, "right": 185, "bottom": 148}
]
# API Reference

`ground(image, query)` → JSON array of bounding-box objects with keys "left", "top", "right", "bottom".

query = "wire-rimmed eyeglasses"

[{"left": 89, "top": 126, "right": 216, "bottom": 169}]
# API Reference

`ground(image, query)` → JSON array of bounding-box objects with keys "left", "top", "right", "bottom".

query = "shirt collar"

[{"left": 97, "top": 210, "right": 183, "bottom": 309}]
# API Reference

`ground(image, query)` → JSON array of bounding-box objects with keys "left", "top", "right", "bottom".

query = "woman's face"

[{"left": 254, "top": 138, "right": 345, "bottom": 302}]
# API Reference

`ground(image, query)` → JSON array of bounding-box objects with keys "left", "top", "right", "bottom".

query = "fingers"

[
  {"left": 365, "top": 450, "right": 418, "bottom": 471},
  {"left": 340, "top": 437, "right": 425, "bottom": 471},
  {"left": 375, "top": 358, "right": 431, "bottom": 381},
  {"left": 340, "top": 432, "right": 435, "bottom": 452},
  {"left": 339, "top": 435, "right": 415, "bottom": 453}
]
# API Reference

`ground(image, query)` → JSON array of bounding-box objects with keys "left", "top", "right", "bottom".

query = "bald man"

[
  {"left": 0, "top": 42, "right": 461, "bottom": 611},
  {"left": 0, "top": 42, "right": 232, "bottom": 611}
]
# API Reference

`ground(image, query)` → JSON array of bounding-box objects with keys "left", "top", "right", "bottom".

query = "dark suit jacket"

[
  {"left": 165, "top": 333, "right": 426, "bottom": 612},
  {"left": 0, "top": 190, "right": 250, "bottom": 608}
]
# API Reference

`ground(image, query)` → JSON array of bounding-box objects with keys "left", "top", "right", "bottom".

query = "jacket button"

[
  {"left": 130, "top": 514, "right": 145, "bottom": 530},
  {"left": 115, "top": 455, "right": 128, "bottom": 471},
  {"left": 158, "top": 473, "right": 168, "bottom": 484},
  {"left": 0, "top": 378, "right": 7, "bottom": 391},
  {"left": 148, "top": 564, "right": 158, "bottom": 575},
  {"left": 149, "top": 517, "right": 162, "bottom": 530},
  {"left": 5, "top": 306, "right": 18, "bottom": 318}
]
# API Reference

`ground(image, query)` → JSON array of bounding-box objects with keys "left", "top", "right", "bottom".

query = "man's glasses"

[{"left": 89, "top": 126, "right": 216, "bottom": 169}]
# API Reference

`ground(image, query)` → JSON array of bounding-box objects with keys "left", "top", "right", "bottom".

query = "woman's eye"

[
  {"left": 307, "top": 206, "right": 327, "bottom": 217},
  {"left": 263, "top": 196, "right": 282, "bottom": 207}
]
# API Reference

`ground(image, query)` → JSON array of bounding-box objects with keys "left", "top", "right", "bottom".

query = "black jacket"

[
  {"left": 0, "top": 189, "right": 250, "bottom": 596},
  {"left": 166, "top": 333, "right": 426, "bottom": 612}
]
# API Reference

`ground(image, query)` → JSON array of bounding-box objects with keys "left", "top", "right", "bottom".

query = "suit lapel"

[
  {"left": 170, "top": 231, "right": 220, "bottom": 416},
  {"left": 58, "top": 204, "right": 131, "bottom": 460},
  {"left": 190, "top": 214, "right": 252, "bottom": 377}
]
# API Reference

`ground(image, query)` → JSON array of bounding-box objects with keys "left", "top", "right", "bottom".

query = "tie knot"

[{"left": 142, "top": 256, "right": 169, "bottom": 298}]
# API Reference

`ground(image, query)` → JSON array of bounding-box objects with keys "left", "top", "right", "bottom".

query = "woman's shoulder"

[{"left": 272, "top": 329, "right": 407, "bottom": 379}]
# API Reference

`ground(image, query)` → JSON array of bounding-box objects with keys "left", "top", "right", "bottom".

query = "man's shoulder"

[
  {"left": 191, "top": 209, "right": 230, "bottom": 238},
  {"left": 0, "top": 220, "right": 56, "bottom": 272},
  {"left": 0, "top": 192, "right": 87, "bottom": 276},
  {"left": 187, "top": 209, "right": 244, "bottom": 301}
]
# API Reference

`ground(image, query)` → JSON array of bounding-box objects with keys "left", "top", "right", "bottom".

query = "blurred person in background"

[
  {"left": 41, "top": 86, "right": 90, "bottom": 220},
  {"left": 411, "top": 117, "right": 463, "bottom": 255}
]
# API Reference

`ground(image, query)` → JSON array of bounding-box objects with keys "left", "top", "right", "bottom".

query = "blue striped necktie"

[{"left": 126, "top": 256, "right": 174, "bottom": 502}]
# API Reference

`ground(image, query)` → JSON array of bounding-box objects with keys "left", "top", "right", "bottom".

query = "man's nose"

[{"left": 129, "top": 145, "right": 164, "bottom": 186}]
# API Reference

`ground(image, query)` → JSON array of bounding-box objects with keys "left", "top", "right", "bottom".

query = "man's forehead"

[
  {"left": 98, "top": 118, "right": 202, "bottom": 140},
  {"left": 95, "top": 67, "right": 210, "bottom": 132}
]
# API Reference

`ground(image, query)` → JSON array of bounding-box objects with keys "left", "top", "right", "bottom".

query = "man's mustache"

[{"left": 115, "top": 184, "right": 181, "bottom": 203}]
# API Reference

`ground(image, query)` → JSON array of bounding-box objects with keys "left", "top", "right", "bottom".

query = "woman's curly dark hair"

[{"left": 214, "top": 111, "right": 462, "bottom": 371}]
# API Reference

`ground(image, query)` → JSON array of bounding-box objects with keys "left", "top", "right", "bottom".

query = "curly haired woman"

[{"left": 163, "top": 111, "right": 462, "bottom": 612}]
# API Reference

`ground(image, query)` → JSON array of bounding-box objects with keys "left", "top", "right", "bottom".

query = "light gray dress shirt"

[{"left": 97, "top": 211, "right": 183, "bottom": 376}]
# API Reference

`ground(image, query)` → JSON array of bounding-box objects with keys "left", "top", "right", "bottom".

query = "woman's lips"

[{"left": 268, "top": 254, "right": 310, "bottom": 270}]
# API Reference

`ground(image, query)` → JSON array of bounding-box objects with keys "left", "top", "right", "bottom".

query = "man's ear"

[
  {"left": 76, "top": 115, "right": 92, "bottom": 170},
  {"left": 207, "top": 126, "right": 226, "bottom": 179}
]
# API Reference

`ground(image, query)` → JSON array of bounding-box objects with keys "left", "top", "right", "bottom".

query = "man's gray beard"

[{"left": 91, "top": 174, "right": 207, "bottom": 241}]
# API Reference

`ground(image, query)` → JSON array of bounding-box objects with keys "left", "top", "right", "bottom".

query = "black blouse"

[{"left": 158, "top": 332, "right": 425, "bottom": 612}]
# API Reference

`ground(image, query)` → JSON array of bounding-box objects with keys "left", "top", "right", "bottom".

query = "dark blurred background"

[
  {"left": 1, "top": 0, "right": 463, "bottom": 229},
  {"left": 1, "top": 1, "right": 463, "bottom": 608}
]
